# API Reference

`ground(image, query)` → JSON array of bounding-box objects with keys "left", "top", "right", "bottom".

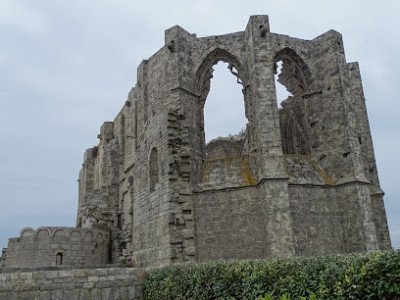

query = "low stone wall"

[{"left": 0, "top": 267, "right": 145, "bottom": 299}]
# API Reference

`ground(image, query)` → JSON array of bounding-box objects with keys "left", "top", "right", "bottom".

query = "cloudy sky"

[{"left": 1, "top": 0, "right": 399, "bottom": 252}]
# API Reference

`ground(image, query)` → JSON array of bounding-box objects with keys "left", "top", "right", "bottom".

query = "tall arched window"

[
  {"left": 195, "top": 48, "right": 249, "bottom": 163},
  {"left": 149, "top": 148, "right": 159, "bottom": 192},
  {"left": 203, "top": 61, "right": 247, "bottom": 143},
  {"left": 274, "top": 48, "right": 312, "bottom": 155}
]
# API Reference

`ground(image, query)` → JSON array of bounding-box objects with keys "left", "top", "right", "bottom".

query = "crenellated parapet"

[{"left": 1, "top": 227, "right": 109, "bottom": 269}]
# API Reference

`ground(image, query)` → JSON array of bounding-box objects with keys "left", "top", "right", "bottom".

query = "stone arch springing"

[
  {"left": 149, "top": 147, "right": 159, "bottom": 192},
  {"left": 274, "top": 47, "right": 312, "bottom": 98},
  {"left": 196, "top": 48, "right": 247, "bottom": 104},
  {"left": 273, "top": 48, "right": 312, "bottom": 155}
]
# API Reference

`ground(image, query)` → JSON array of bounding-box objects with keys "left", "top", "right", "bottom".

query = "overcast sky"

[{"left": 1, "top": 0, "right": 399, "bottom": 252}]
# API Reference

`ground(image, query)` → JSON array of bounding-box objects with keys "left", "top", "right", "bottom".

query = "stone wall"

[
  {"left": 0, "top": 267, "right": 144, "bottom": 300},
  {"left": 1, "top": 15, "right": 389, "bottom": 270},
  {"left": 72, "top": 15, "right": 391, "bottom": 268},
  {"left": 2, "top": 227, "right": 109, "bottom": 268},
  {"left": 289, "top": 183, "right": 365, "bottom": 255},
  {"left": 194, "top": 185, "right": 268, "bottom": 261}
]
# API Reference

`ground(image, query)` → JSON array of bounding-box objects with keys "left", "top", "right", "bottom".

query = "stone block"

[
  {"left": 58, "top": 270, "right": 72, "bottom": 278},
  {"left": 82, "top": 282, "right": 94, "bottom": 289},
  {"left": 45, "top": 271, "right": 58, "bottom": 279}
]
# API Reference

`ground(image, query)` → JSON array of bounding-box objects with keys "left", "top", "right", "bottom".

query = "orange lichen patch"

[
  {"left": 284, "top": 153, "right": 312, "bottom": 159},
  {"left": 239, "top": 158, "right": 257, "bottom": 186},
  {"left": 316, "top": 165, "right": 336, "bottom": 186},
  {"left": 201, "top": 155, "right": 256, "bottom": 186},
  {"left": 284, "top": 154, "right": 336, "bottom": 186},
  {"left": 201, "top": 160, "right": 211, "bottom": 182},
  {"left": 309, "top": 158, "right": 336, "bottom": 186}
]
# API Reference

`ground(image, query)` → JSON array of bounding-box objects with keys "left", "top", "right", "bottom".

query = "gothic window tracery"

[{"left": 274, "top": 48, "right": 312, "bottom": 155}]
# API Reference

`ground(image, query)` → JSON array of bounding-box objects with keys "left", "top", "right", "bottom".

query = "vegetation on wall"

[{"left": 143, "top": 250, "right": 400, "bottom": 299}]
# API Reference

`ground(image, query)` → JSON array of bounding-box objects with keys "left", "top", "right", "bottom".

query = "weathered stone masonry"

[
  {"left": 1, "top": 15, "right": 391, "bottom": 273},
  {"left": 0, "top": 267, "right": 144, "bottom": 299},
  {"left": 72, "top": 15, "right": 391, "bottom": 267},
  {"left": 3, "top": 227, "right": 109, "bottom": 268}
]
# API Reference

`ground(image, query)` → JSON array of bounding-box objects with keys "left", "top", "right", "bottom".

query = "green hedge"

[{"left": 143, "top": 250, "right": 400, "bottom": 299}]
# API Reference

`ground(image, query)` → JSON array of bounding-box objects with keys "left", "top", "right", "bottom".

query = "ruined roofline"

[{"left": 84, "top": 16, "right": 345, "bottom": 159}]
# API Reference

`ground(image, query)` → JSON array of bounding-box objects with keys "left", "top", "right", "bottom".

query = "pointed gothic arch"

[
  {"left": 273, "top": 47, "right": 312, "bottom": 97},
  {"left": 274, "top": 48, "right": 313, "bottom": 155},
  {"left": 196, "top": 48, "right": 247, "bottom": 103}
]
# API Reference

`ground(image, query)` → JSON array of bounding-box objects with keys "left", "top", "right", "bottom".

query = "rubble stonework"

[{"left": 1, "top": 15, "right": 391, "bottom": 271}]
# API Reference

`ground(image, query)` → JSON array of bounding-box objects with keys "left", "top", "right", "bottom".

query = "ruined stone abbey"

[{"left": 1, "top": 15, "right": 391, "bottom": 270}]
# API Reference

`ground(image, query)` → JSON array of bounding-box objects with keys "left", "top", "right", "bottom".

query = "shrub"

[{"left": 143, "top": 250, "right": 400, "bottom": 299}]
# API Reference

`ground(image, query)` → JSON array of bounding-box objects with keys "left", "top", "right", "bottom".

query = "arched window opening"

[
  {"left": 56, "top": 252, "right": 63, "bottom": 266},
  {"left": 274, "top": 49, "right": 312, "bottom": 155},
  {"left": 274, "top": 60, "right": 294, "bottom": 108},
  {"left": 203, "top": 61, "right": 248, "bottom": 143},
  {"left": 149, "top": 148, "right": 159, "bottom": 192}
]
